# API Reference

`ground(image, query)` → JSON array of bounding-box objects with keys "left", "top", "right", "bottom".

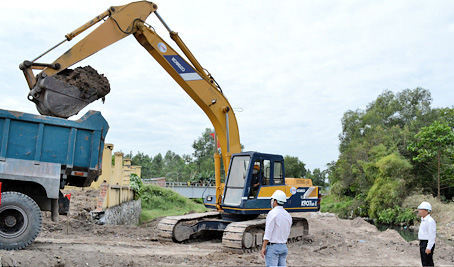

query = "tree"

[
  {"left": 191, "top": 128, "right": 244, "bottom": 180},
  {"left": 130, "top": 152, "right": 153, "bottom": 178},
  {"left": 408, "top": 121, "right": 454, "bottom": 198},
  {"left": 284, "top": 156, "right": 306, "bottom": 178},
  {"left": 150, "top": 153, "right": 164, "bottom": 177},
  {"left": 306, "top": 168, "right": 328, "bottom": 189},
  {"left": 333, "top": 88, "right": 438, "bottom": 197},
  {"left": 192, "top": 128, "right": 216, "bottom": 173},
  {"left": 366, "top": 152, "right": 412, "bottom": 218},
  {"left": 163, "top": 150, "right": 186, "bottom": 182}
]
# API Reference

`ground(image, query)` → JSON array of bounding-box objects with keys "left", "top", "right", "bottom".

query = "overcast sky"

[{"left": 1, "top": 1, "right": 453, "bottom": 171}]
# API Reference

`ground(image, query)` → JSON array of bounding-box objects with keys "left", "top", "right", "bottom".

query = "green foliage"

[
  {"left": 306, "top": 168, "right": 328, "bottom": 189},
  {"left": 130, "top": 173, "right": 144, "bottom": 200},
  {"left": 408, "top": 120, "right": 454, "bottom": 197},
  {"left": 284, "top": 155, "right": 307, "bottom": 178},
  {"left": 190, "top": 170, "right": 214, "bottom": 184},
  {"left": 396, "top": 208, "right": 418, "bottom": 225},
  {"left": 320, "top": 194, "right": 354, "bottom": 218},
  {"left": 366, "top": 152, "right": 412, "bottom": 218},
  {"left": 327, "top": 88, "right": 454, "bottom": 223},
  {"left": 377, "top": 207, "right": 397, "bottom": 224},
  {"left": 375, "top": 152, "right": 412, "bottom": 178},
  {"left": 367, "top": 177, "right": 406, "bottom": 218},
  {"left": 140, "top": 184, "right": 207, "bottom": 222},
  {"left": 408, "top": 121, "right": 454, "bottom": 162},
  {"left": 162, "top": 150, "right": 186, "bottom": 182},
  {"left": 129, "top": 152, "right": 153, "bottom": 178},
  {"left": 192, "top": 128, "right": 217, "bottom": 174},
  {"left": 377, "top": 206, "right": 417, "bottom": 225},
  {"left": 141, "top": 184, "right": 186, "bottom": 210}
]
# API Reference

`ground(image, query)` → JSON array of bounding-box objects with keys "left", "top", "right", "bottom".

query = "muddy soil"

[
  {"left": 1, "top": 189, "right": 453, "bottom": 267},
  {"left": 54, "top": 66, "right": 110, "bottom": 100}
]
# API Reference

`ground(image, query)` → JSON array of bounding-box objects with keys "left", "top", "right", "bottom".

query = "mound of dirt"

[
  {"left": 378, "top": 228, "right": 407, "bottom": 242},
  {"left": 350, "top": 216, "right": 377, "bottom": 232},
  {"left": 54, "top": 66, "right": 110, "bottom": 100}
]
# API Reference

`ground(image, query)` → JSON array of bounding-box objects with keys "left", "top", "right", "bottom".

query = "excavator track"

[
  {"left": 222, "top": 216, "right": 309, "bottom": 253},
  {"left": 157, "top": 211, "right": 221, "bottom": 242},
  {"left": 158, "top": 212, "right": 309, "bottom": 253}
]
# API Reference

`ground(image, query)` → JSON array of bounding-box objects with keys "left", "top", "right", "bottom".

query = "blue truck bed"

[{"left": 0, "top": 109, "right": 109, "bottom": 191}]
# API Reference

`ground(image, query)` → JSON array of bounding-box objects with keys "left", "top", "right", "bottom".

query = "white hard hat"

[
  {"left": 271, "top": 190, "right": 287, "bottom": 203},
  {"left": 418, "top": 201, "right": 432, "bottom": 212}
]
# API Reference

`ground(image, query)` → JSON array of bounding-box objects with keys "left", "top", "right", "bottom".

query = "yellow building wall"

[{"left": 91, "top": 144, "right": 142, "bottom": 211}]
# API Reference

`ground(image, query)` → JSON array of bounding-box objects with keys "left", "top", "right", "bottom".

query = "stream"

[
  {"left": 367, "top": 220, "right": 454, "bottom": 246},
  {"left": 370, "top": 221, "right": 418, "bottom": 241}
]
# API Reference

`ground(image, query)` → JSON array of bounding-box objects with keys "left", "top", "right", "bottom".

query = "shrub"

[
  {"left": 130, "top": 173, "right": 144, "bottom": 200},
  {"left": 321, "top": 194, "right": 354, "bottom": 218},
  {"left": 378, "top": 208, "right": 397, "bottom": 224},
  {"left": 139, "top": 184, "right": 208, "bottom": 222},
  {"left": 377, "top": 206, "right": 417, "bottom": 225},
  {"left": 141, "top": 184, "right": 187, "bottom": 210},
  {"left": 396, "top": 208, "right": 418, "bottom": 225},
  {"left": 367, "top": 177, "right": 405, "bottom": 218}
]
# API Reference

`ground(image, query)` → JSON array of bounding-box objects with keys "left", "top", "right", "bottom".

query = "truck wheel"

[{"left": 0, "top": 191, "right": 42, "bottom": 250}]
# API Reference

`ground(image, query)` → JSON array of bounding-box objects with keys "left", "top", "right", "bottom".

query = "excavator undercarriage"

[{"left": 157, "top": 212, "right": 310, "bottom": 253}]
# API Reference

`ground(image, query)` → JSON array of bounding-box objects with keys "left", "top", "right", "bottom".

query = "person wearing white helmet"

[
  {"left": 417, "top": 201, "right": 436, "bottom": 267},
  {"left": 260, "top": 190, "right": 292, "bottom": 266}
]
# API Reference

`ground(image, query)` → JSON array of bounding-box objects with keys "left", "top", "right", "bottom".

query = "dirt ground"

[{"left": 1, "top": 189, "right": 453, "bottom": 267}]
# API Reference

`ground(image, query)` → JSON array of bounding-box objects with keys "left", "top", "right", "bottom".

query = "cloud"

[{"left": 1, "top": 0, "right": 453, "bottom": 171}]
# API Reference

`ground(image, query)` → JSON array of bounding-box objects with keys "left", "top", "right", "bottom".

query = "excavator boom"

[{"left": 20, "top": 1, "right": 241, "bottom": 210}]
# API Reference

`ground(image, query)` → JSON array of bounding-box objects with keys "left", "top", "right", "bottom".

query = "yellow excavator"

[{"left": 20, "top": 1, "right": 321, "bottom": 252}]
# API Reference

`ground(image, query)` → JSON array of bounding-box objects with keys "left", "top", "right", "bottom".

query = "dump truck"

[{"left": 0, "top": 109, "right": 108, "bottom": 250}]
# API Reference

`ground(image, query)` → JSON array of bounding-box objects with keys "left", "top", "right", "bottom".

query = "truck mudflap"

[{"left": 0, "top": 182, "right": 2, "bottom": 206}]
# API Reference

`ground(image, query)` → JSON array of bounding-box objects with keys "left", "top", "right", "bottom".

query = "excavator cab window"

[
  {"left": 263, "top": 160, "right": 284, "bottom": 185},
  {"left": 273, "top": 161, "right": 284, "bottom": 185},
  {"left": 263, "top": 160, "right": 271, "bottom": 185},
  {"left": 223, "top": 155, "right": 250, "bottom": 206}
]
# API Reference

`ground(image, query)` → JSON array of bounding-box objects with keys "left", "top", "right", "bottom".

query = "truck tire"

[{"left": 0, "top": 191, "right": 42, "bottom": 250}]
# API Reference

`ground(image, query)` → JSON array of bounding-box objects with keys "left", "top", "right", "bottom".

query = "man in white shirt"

[
  {"left": 261, "top": 190, "right": 292, "bottom": 267},
  {"left": 417, "top": 201, "right": 436, "bottom": 267}
]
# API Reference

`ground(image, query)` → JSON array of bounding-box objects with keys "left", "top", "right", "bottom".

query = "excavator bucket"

[{"left": 28, "top": 66, "right": 110, "bottom": 118}]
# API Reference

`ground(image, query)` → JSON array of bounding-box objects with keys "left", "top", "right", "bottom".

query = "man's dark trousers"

[{"left": 419, "top": 240, "right": 435, "bottom": 266}]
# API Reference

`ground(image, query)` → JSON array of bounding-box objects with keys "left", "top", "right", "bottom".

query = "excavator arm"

[{"left": 19, "top": 1, "right": 241, "bottom": 210}]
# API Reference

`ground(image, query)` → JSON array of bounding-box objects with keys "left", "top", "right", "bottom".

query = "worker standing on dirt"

[
  {"left": 417, "top": 201, "right": 436, "bottom": 267},
  {"left": 261, "top": 190, "right": 292, "bottom": 266}
]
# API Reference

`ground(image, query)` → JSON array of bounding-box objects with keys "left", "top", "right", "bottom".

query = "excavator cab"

[{"left": 204, "top": 151, "right": 320, "bottom": 216}]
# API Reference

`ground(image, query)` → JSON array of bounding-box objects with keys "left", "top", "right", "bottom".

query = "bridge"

[{"left": 143, "top": 181, "right": 216, "bottom": 199}]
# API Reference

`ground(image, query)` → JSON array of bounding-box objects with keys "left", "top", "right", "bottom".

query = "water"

[
  {"left": 366, "top": 219, "right": 454, "bottom": 246},
  {"left": 372, "top": 222, "right": 418, "bottom": 242}
]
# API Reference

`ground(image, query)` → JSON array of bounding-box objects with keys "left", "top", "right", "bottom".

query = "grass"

[
  {"left": 139, "top": 184, "right": 208, "bottom": 223},
  {"left": 320, "top": 194, "right": 354, "bottom": 217}
]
